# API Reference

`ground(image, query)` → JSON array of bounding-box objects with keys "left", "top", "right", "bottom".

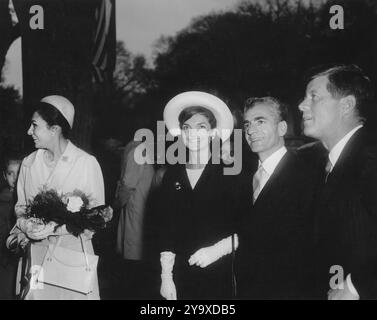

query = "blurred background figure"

[
  {"left": 115, "top": 138, "right": 155, "bottom": 299},
  {"left": 0, "top": 153, "right": 22, "bottom": 300}
]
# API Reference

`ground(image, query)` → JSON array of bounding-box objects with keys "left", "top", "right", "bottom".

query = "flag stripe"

[
  {"left": 92, "top": 0, "right": 115, "bottom": 83},
  {"left": 93, "top": 0, "right": 112, "bottom": 65}
]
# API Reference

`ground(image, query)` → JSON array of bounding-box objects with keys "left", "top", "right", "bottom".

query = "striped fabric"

[{"left": 92, "top": 0, "right": 116, "bottom": 83}]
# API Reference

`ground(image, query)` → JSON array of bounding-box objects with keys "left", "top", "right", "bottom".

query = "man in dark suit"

[
  {"left": 298, "top": 65, "right": 377, "bottom": 300},
  {"left": 236, "top": 97, "right": 316, "bottom": 299}
]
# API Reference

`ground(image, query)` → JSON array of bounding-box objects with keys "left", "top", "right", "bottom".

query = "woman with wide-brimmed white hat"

[{"left": 158, "top": 91, "right": 241, "bottom": 300}]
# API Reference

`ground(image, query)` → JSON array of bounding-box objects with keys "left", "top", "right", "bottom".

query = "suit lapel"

[
  {"left": 191, "top": 161, "right": 217, "bottom": 193},
  {"left": 253, "top": 151, "right": 292, "bottom": 206},
  {"left": 322, "top": 128, "right": 365, "bottom": 199}
]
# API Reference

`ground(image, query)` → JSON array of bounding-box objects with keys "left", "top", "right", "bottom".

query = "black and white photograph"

[{"left": 1, "top": 0, "right": 377, "bottom": 303}]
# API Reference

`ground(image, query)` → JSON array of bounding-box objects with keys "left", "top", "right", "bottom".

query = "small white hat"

[
  {"left": 163, "top": 91, "right": 234, "bottom": 141},
  {"left": 41, "top": 95, "right": 75, "bottom": 128}
]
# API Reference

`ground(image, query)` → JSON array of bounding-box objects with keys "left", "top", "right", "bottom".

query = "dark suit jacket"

[
  {"left": 313, "top": 128, "right": 377, "bottom": 299},
  {"left": 237, "top": 150, "right": 317, "bottom": 299}
]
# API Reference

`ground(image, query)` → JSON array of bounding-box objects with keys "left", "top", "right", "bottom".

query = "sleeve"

[
  {"left": 117, "top": 146, "right": 144, "bottom": 207},
  {"left": 84, "top": 155, "right": 105, "bottom": 207},
  {"left": 157, "top": 169, "right": 176, "bottom": 254},
  {"left": 349, "top": 151, "right": 377, "bottom": 299},
  {"left": 14, "top": 159, "right": 28, "bottom": 217}
]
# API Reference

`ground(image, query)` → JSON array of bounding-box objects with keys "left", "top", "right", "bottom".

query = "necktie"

[
  {"left": 252, "top": 164, "right": 268, "bottom": 203},
  {"left": 325, "top": 158, "right": 333, "bottom": 183}
]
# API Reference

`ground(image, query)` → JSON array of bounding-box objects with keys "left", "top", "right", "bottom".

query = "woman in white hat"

[
  {"left": 159, "top": 91, "right": 241, "bottom": 300},
  {"left": 7, "top": 95, "right": 105, "bottom": 300}
]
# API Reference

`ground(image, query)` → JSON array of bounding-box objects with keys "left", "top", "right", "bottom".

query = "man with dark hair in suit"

[
  {"left": 236, "top": 96, "right": 316, "bottom": 299},
  {"left": 298, "top": 64, "right": 377, "bottom": 300}
]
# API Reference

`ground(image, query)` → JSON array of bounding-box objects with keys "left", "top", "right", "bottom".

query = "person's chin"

[
  {"left": 34, "top": 141, "right": 42, "bottom": 149},
  {"left": 303, "top": 126, "right": 316, "bottom": 138},
  {"left": 250, "top": 146, "right": 262, "bottom": 154},
  {"left": 186, "top": 145, "right": 200, "bottom": 152},
  {"left": 250, "top": 140, "right": 263, "bottom": 151}
]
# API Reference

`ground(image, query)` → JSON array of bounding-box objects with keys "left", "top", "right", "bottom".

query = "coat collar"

[
  {"left": 174, "top": 160, "right": 220, "bottom": 192},
  {"left": 58, "top": 140, "right": 78, "bottom": 165},
  {"left": 23, "top": 140, "right": 81, "bottom": 168},
  {"left": 325, "top": 127, "right": 366, "bottom": 186}
]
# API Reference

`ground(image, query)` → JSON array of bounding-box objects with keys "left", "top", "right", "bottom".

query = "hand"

[
  {"left": 17, "top": 232, "right": 30, "bottom": 250},
  {"left": 160, "top": 276, "right": 177, "bottom": 300},
  {"left": 328, "top": 281, "right": 359, "bottom": 300},
  {"left": 188, "top": 234, "right": 238, "bottom": 268},
  {"left": 82, "top": 229, "right": 95, "bottom": 240},
  {"left": 189, "top": 246, "right": 219, "bottom": 268},
  {"left": 27, "top": 221, "right": 57, "bottom": 240}
]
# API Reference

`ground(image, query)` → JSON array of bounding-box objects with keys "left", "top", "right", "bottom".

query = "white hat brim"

[{"left": 163, "top": 91, "right": 234, "bottom": 141}]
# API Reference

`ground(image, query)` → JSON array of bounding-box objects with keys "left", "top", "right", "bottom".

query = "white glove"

[
  {"left": 27, "top": 221, "right": 58, "bottom": 240},
  {"left": 160, "top": 251, "right": 177, "bottom": 300},
  {"left": 17, "top": 218, "right": 55, "bottom": 241},
  {"left": 188, "top": 234, "right": 239, "bottom": 268},
  {"left": 6, "top": 224, "right": 29, "bottom": 253}
]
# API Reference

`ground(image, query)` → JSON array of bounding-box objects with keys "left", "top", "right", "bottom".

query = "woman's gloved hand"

[
  {"left": 26, "top": 221, "right": 58, "bottom": 240},
  {"left": 188, "top": 234, "right": 239, "bottom": 268},
  {"left": 160, "top": 251, "right": 177, "bottom": 300}
]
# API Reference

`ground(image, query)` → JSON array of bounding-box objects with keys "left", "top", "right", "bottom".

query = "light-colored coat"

[
  {"left": 11, "top": 141, "right": 105, "bottom": 300},
  {"left": 116, "top": 141, "right": 155, "bottom": 260}
]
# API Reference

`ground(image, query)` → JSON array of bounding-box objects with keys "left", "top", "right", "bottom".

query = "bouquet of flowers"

[{"left": 24, "top": 188, "right": 113, "bottom": 237}]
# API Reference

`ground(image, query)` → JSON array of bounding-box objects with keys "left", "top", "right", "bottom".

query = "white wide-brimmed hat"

[
  {"left": 41, "top": 95, "right": 75, "bottom": 128},
  {"left": 163, "top": 91, "right": 234, "bottom": 141}
]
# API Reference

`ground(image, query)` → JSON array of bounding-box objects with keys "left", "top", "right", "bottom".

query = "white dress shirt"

[
  {"left": 257, "top": 146, "right": 287, "bottom": 193},
  {"left": 328, "top": 125, "right": 363, "bottom": 170}
]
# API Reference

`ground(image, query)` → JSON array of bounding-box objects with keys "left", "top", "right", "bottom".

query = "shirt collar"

[
  {"left": 259, "top": 146, "right": 287, "bottom": 176},
  {"left": 328, "top": 125, "right": 363, "bottom": 167},
  {"left": 59, "top": 140, "right": 76, "bottom": 164}
]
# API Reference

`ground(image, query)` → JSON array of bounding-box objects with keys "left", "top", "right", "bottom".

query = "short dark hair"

[
  {"left": 311, "top": 65, "right": 373, "bottom": 121},
  {"left": 178, "top": 106, "right": 217, "bottom": 129},
  {"left": 2, "top": 151, "right": 23, "bottom": 173},
  {"left": 244, "top": 96, "right": 288, "bottom": 122},
  {"left": 34, "top": 102, "right": 71, "bottom": 139}
]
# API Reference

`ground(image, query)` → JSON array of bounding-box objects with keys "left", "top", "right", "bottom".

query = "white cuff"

[{"left": 346, "top": 274, "right": 360, "bottom": 298}]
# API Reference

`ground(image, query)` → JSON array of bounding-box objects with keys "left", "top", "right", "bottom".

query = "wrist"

[{"left": 161, "top": 251, "right": 175, "bottom": 275}]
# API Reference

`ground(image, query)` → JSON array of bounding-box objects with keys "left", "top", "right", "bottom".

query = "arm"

[
  {"left": 6, "top": 222, "right": 29, "bottom": 253},
  {"left": 84, "top": 156, "right": 105, "bottom": 207},
  {"left": 14, "top": 161, "right": 27, "bottom": 218},
  {"left": 117, "top": 146, "right": 144, "bottom": 207}
]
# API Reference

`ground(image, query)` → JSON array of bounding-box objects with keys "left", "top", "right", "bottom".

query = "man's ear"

[
  {"left": 278, "top": 120, "right": 288, "bottom": 137},
  {"left": 340, "top": 95, "right": 357, "bottom": 117}
]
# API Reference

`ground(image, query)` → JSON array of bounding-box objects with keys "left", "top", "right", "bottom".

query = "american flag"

[{"left": 92, "top": 0, "right": 116, "bottom": 83}]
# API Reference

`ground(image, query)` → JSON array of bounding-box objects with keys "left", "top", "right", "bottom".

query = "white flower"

[{"left": 66, "top": 196, "right": 84, "bottom": 213}]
